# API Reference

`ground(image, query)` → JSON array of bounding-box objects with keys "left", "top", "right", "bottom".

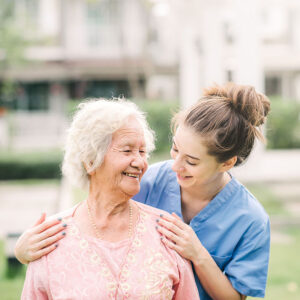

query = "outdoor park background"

[{"left": 0, "top": 0, "right": 300, "bottom": 299}]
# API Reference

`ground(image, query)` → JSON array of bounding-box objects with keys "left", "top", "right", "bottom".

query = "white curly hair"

[{"left": 62, "top": 98, "right": 155, "bottom": 189}]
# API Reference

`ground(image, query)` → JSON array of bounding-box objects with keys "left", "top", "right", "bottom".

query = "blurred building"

[{"left": 1, "top": 0, "right": 300, "bottom": 112}]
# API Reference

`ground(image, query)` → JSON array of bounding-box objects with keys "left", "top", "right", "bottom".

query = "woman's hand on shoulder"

[
  {"left": 156, "top": 213, "right": 204, "bottom": 263},
  {"left": 14, "top": 213, "right": 67, "bottom": 264}
]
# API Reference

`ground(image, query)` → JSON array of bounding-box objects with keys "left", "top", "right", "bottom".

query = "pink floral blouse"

[{"left": 22, "top": 202, "right": 200, "bottom": 300}]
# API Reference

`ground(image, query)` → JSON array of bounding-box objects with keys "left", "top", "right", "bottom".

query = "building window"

[
  {"left": 265, "top": 76, "right": 282, "bottom": 97},
  {"left": 69, "top": 80, "right": 131, "bottom": 99},
  {"left": 223, "top": 21, "right": 234, "bottom": 45},
  {"left": 262, "top": 7, "right": 290, "bottom": 44},
  {"left": 13, "top": 0, "right": 39, "bottom": 29},
  {"left": 85, "top": 0, "right": 120, "bottom": 47}
]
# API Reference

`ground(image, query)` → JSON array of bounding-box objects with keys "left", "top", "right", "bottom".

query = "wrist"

[{"left": 192, "top": 245, "right": 211, "bottom": 268}]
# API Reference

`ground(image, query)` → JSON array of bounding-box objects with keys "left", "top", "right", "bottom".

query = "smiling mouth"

[
  {"left": 177, "top": 173, "right": 192, "bottom": 180},
  {"left": 122, "top": 172, "right": 140, "bottom": 179}
]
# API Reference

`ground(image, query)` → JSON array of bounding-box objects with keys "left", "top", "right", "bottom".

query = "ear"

[
  {"left": 219, "top": 156, "right": 237, "bottom": 172},
  {"left": 83, "top": 161, "right": 95, "bottom": 175}
]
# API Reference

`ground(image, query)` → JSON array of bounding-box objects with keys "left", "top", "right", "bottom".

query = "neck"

[
  {"left": 182, "top": 172, "right": 231, "bottom": 204},
  {"left": 87, "top": 177, "right": 132, "bottom": 221},
  {"left": 180, "top": 172, "right": 231, "bottom": 224},
  {"left": 73, "top": 182, "right": 135, "bottom": 242},
  {"left": 87, "top": 193, "right": 130, "bottom": 222}
]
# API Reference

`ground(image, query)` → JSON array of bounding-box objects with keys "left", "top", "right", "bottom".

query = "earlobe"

[
  {"left": 83, "top": 161, "right": 95, "bottom": 175},
  {"left": 220, "top": 156, "right": 237, "bottom": 172}
]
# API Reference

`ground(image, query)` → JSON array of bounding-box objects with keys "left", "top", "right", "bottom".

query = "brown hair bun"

[{"left": 203, "top": 82, "right": 270, "bottom": 127}]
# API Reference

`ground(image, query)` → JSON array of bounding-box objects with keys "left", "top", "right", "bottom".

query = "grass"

[
  {"left": 0, "top": 241, "right": 26, "bottom": 300},
  {"left": 265, "top": 228, "right": 300, "bottom": 299},
  {"left": 246, "top": 183, "right": 290, "bottom": 216}
]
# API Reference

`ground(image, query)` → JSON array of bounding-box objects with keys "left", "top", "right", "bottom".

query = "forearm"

[{"left": 193, "top": 247, "right": 245, "bottom": 300}]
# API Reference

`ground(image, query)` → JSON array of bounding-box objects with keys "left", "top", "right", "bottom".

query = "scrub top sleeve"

[
  {"left": 133, "top": 166, "right": 155, "bottom": 204},
  {"left": 225, "top": 219, "right": 270, "bottom": 298},
  {"left": 133, "top": 162, "right": 161, "bottom": 204}
]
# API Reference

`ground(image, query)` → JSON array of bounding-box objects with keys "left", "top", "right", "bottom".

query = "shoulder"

[
  {"left": 143, "top": 160, "right": 174, "bottom": 181},
  {"left": 213, "top": 176, "right": 270, "bottom": 245},
  {"left": 238, "top": 178, "right": 269, "bottom": 223},
  {"left": 229, "top": 176, "right": 269, "bottom": 226},
  {"left": 135, "top": 201, "right": 192, "bottom": 263},
  {"left": 134, "top": 160, "right": 176, "bottom": 204},
  {"left": 135, "top": 201, "right": 171, "bottom": 220},
  {"left": 140, "top": 160, "right": 175, "bottom": 191},
  {"left": 46, "top": 205, "right": 78, "bottom": 223}
]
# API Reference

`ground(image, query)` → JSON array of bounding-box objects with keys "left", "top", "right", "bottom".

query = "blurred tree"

[
  {"left": 267, "top": 97, "right": 300, "bottom": 149},
  {"left": 0, "top": 0, "right": 28, "bottom": 106}
]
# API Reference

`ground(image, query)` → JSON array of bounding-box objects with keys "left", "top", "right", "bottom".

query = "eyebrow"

[
  {"left": 172, "top": 139, "right": 200, "bottom": 160},
  {"left": 119, "top": 140, "right": 146, "bottom": 148}
]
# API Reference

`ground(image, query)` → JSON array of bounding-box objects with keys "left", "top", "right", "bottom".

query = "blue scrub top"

[{"left": 133, "top": 160, "right": 270, "bottom": 299}]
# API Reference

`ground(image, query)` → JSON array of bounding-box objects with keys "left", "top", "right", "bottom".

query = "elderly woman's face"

[{"left": 93, "top": 116, "right": 148, "bottom": 198}]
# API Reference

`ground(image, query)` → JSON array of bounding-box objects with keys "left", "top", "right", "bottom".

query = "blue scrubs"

[{"left": 133, "top": 160, "right": 270, "bottom": 299}]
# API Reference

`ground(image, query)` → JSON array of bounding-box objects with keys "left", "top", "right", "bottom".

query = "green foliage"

[
  {"left": 266, "top": 97, "right": 300, "bottom": 149},
  {"left": 134, "top": 100, "right": 179, "bottom": 153},
  {"left": 0, "top": 151, "right": 62, "bottom": 180},
  {"left": 0, "top": 0, "right": 27, "bottom": 70},
  {"left": 0, "top": 0, "right": 29, "bottom": 105},
  {"left": 0, "top": 240, "right": 26, "bottom": 300}
]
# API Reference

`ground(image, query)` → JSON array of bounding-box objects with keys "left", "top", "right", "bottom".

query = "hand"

[
  {"left": 156, "top": 213, "right": 204, "bottom": 263},
  {"left": 14, "top": 213, "right": 67, "bottom": 264}
]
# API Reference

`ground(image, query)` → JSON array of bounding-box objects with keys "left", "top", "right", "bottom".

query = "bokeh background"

[{"left": 0, "top": 0, "right": 300, "bottom": 299}]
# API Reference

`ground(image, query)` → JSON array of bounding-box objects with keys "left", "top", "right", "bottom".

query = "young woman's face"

[{"left": 170, "top": 124, "right": 224, "bottom": 189}]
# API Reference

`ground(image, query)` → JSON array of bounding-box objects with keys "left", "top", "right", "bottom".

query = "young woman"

[{"left": 16, "top": 83, "right": 271, "bottom": 300}]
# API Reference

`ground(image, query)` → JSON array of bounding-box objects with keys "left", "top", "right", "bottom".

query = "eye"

[
  {"left": 123, "top": 150, "right": 131, "bottom": 153},
  {"left": 186, "top": 161, "right": 196, "bottom": 166},
  {"left": 171, "top": 146, "right": 178, "bottom": 152}
]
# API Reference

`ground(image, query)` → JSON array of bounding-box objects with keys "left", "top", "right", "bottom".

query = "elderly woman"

[{"left": 21, "top": 99, "right": 199, "bottom": 299}]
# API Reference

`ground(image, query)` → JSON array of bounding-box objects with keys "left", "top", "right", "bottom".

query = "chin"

[
  {"left": 124, "top": 187, "right": 140, "bottom": 198},
  {"left": 176, "top": 178, "right": 194, "bottom": 189}
]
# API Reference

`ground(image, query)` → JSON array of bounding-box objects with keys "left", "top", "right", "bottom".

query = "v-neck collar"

[{"left": 165, "top": 168, "right": 240, "bottom": 230}]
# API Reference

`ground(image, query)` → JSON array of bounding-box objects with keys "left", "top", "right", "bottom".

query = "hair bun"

[{"left": 203, "top": 82, "right": 270, "bottom": 126}]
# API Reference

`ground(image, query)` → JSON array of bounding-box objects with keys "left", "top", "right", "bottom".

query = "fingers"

[
  {"left": 33, "top": 212, "right": 46, "bottom": 227},
  {"left": 35, "top": 230, "right": 66, "bottom": 251},
  {"left": 160, "top": 236, "right": 181, "bottom": 252},
  {"left": 159, "top": 213, "right": 186, "bottom": 230},
  {"left": 172, "top": 212, "right": 182, "bottom": 221},
  {"left": 31, "top": 243, "right": 60, "bottom": 261},
  {"left": 33, "top": 217, "right": 63, "bottom": 235},
  {"left": 156, "top": 217, "right": 184, "bottom": 236},
  {"left": 35, "top": 222, "right": 67, "bottom": 243},
  {"left": 156, "top": 224, "right": 180, "bottom": 244}
]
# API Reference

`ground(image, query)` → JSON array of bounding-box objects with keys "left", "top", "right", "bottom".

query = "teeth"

[{"left": 124, "top": 172, "right": 139, "bottom": 178}]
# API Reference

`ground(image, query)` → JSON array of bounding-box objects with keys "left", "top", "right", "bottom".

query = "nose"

[
  {"left": 172, "top": 155, "right": 184, "bottom": 173},
  {"left": 131, "top": 151, "right": 147, "bottom": 170}
]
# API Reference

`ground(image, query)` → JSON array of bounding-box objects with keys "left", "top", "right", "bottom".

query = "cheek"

[
  {"left": 170, "top": 149, "right": 176, "bottom": 159},
  {"left": 143, "top": 158, "right": 148, "bottom": 172}
]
